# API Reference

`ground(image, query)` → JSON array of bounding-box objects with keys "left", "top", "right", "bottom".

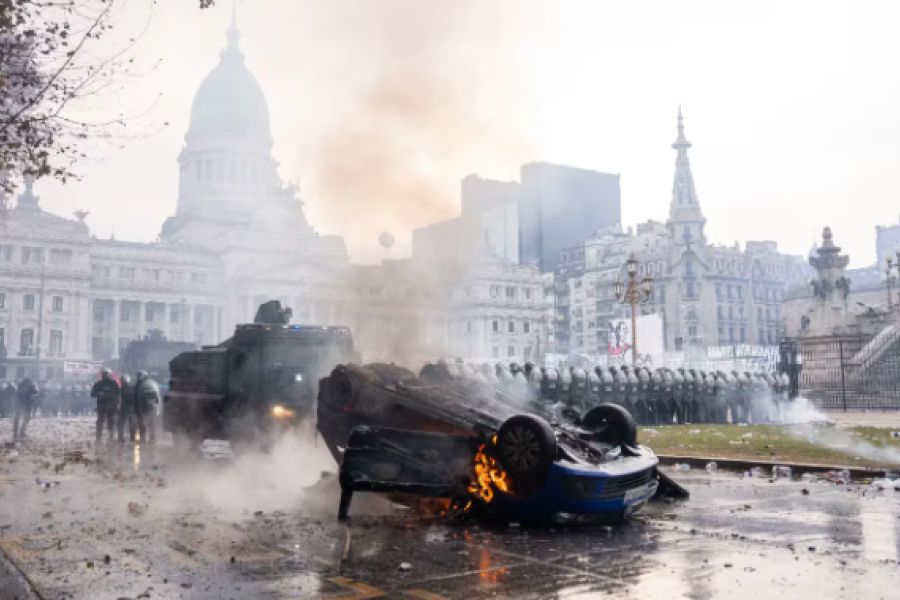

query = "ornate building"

[
  {"left": 0, "top": 18, "right": 545, "bottom": 381},
  {"left": 554, "top": 110, "right": 814, "bottom": 357}
]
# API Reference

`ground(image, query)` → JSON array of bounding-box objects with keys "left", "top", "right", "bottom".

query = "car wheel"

[
  {"left": 581, "top": 403, "right": 637, "bottom": 447},
  {"left": 496, "top": 414, "right": 557, "bottom": 484}
]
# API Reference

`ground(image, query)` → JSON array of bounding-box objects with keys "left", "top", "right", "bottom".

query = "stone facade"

[{"left": 553, "top": 110, "right": 814, "bottom": 358}]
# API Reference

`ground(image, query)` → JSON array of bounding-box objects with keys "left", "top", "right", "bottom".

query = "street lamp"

[
  {"left": 886, "top": 251, "right": 900, "bottom": 310},
  {"left": 614, "top": 255, "right": 654, "bottom": 365}
]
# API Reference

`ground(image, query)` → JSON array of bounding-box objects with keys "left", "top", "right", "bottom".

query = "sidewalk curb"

[{"left": 656, "top": 454, "right": 890, "bottom": 479}]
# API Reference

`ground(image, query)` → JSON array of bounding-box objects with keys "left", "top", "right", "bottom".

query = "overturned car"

[{"left": 317, "top": 362, "right": 687, "bottom": 524}]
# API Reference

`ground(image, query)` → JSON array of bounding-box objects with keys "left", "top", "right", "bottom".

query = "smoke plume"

[{"left": 294, "top": 0, "right": 540, "bottom": 262}]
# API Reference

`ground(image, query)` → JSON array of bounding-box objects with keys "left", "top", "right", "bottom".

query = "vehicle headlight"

[{"left": 272, "top": 405, "right": 295, "bottom": 418}]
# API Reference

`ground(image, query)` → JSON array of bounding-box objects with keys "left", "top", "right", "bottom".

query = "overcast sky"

[{"left": 31, "top": 0, "right": 900, "bottom": 267}]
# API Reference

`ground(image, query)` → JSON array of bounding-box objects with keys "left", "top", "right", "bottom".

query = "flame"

[{"left": 468, "top": 444, "right": 509, "bottom": 503}]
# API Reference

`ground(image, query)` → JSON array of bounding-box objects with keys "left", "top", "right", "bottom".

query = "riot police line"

[
  {"left": 434, "top": 360, "right": 794, "bottom": 425},
  {"left": 0, "top": 380, "right": 98, "bottom": 419}
]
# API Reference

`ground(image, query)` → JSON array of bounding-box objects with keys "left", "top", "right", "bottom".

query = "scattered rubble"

[
  {"left": 399, "top": 562, "right": 412, "bottom": 572},
  {"left": 127, "top": 502, "right": 148, "bottom": 516}
]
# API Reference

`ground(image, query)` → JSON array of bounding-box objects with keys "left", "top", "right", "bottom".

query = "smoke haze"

[{"left": 293, "top": 0, "right": 541, "bottom": 262}]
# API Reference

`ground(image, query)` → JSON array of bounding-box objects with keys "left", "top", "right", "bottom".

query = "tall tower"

[{"left": 667, "top": 107, "right": 706, "bottom": 247}]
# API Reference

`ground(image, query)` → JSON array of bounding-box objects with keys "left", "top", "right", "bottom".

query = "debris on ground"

[
  {"left": 825, "top": 469, "right": 852, "bottom": 484},
  {"left": 674, "top": 463, "right": 691, "bottom": 471},
  {"left": 399, "top": 562, "right": 412, "bottom": 572},
  {"left": 127, "top": 502, "right": 148, "bottom": 516},
  {"left": 870, "top": 479, "right": 900, "bottom": 491},
  {"left": 705, "top": 462, "right": 717, "bottom": 473},
  {"left": 772, "top": 466, "right": 792, "bottom": 479}
]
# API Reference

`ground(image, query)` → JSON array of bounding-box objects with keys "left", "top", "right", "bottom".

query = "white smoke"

[{"left": 767, "top": 396, "right": 900, "bottom": 466}]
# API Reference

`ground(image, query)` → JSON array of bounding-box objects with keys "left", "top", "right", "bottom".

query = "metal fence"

[{"left": 782, "top": 333, "right": 900, "bottom": 411}]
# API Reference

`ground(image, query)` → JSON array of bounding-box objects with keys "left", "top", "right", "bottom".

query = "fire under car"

[{"left": 316, "top": 362, "right": 688, "bottom": 524}]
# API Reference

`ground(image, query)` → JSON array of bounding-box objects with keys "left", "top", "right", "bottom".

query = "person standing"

[
  {"left": 0, "top": 382, "right": 16, "bottom": 418},
  {"left": 117, "top": 374, "right": 136, "bottom": 443},
  {"left": 13, "top": 377, "right": 38, "bottom": 442},
  {"left": 134, "top": 371, "right": 161, "bottom": 444},
  {"left": 90, "top": 368, "right": 119, "bottom": 443}
]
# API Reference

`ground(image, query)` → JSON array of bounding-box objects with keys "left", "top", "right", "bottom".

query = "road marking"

[
  {"left": 405, "top": 590, "right": 451, "bottom": 600},
  {"left": 486, "top": 547, "right": 624, "bottom": 584},
  {"left": 327, "top": 576, "right": 387, "bottom": 599}
]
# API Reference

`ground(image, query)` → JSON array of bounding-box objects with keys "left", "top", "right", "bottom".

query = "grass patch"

[{"left": 639, "top": 424, "right": 900, "bottom": 470}]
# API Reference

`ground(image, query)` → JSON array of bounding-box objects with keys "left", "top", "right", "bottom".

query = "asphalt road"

[{"left": 1, "top": 417, "right": 899, "bottom": 600}]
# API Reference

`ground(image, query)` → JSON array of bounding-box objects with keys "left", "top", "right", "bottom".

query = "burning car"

[{"left": 317, "top": 362, "right": 687, "bottom": 524}]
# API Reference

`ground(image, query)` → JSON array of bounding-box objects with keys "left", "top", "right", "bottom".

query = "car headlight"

[{"left": 272, "top": 405, "right": 295, "bottom": 418}]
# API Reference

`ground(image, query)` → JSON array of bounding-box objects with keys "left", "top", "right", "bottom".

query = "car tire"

[
  {"left": 495, "top": 414, "right": 557, "bottom": 485},
  {"left": 581, "top": 403, "right": 637, "bottom": 447}
]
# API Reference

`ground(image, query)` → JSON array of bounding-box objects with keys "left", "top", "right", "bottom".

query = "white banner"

[{"left": 63, "top": 361, "right": 102, "bottom": 376}]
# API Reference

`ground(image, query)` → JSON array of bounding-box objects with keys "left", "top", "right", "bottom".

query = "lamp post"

[
  {"left": 614, "top": 255, "right": 654, "bottom": 365},
  {"left": 886, "top": 251, "right": 900, "bottom": 310}
]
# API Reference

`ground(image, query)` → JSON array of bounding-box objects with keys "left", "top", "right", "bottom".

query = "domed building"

[{"left": 159, "top": 17, "right": 352, "bottom": 335}]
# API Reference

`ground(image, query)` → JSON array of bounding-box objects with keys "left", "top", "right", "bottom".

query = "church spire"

[
  {"left": 671, "top": 106, "right": 698, "bottom": 207},
  {"left": 667, "top": 107, "right": 706, "bottom": 244}
]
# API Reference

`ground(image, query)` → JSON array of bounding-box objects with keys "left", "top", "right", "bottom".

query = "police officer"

[
  {"left": 587, "top": 368, "right": 602, "bottom": 409},
  {"left": 91, "top": 368, "right": 120, "bottom": 443},
  {"left": 117, "top": 374, "right": 137, "bottom": 443},
  {"left": 134, "top": 371, "right": 161, "bottom": 444},
  {"left": 632, "top": 367, "right": 651, "bottom": 424},
  {"left": 648, "top": 369, "right": 664, "bottom": 424},
  {"left": 714, "top": 371, "right": 730, "bottom": 423},
  {"left": 748, "top": 372, "right": 767, "bottom": 424},
  {"left": 0, "top": 382, "right": 15, "bottom": 418},
  {"left": 13, "top": 377, "right": 38, "bottom": 442}
]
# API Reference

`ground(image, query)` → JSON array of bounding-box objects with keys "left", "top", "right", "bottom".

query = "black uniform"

[
  {"left": 13, "top": 378, "right": 38, "bottom": 441},
  {"left": 90, "top": 376, "right": 120, "bottom": 442},
  {"left": 0, "top": 383, "right": 15, "bottom": 418},
  {"left": 117, "top": 377, "right": 136, "bottom": 442},
  {"left": 134, "top": 375, "right": 161, "bottom": 443}
]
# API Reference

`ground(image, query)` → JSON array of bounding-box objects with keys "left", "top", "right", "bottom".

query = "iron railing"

[{"left": 782, "top": 334, "right": 900, "bottom": 411}]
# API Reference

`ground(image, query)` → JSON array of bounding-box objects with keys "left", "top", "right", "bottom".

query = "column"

[
  {"left": 162, "top": 303, "right": 170, "bottom": 338},
  {"left": 186, "top": 304, "right": 195, "bottom": 343},
  {"left": 111, "top": 299, "right": 121, "bottom": 359},
  {"left": 137, "top": 301, "right": 146, "bottom": 340}
]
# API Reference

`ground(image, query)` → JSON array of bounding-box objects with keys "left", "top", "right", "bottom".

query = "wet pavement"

[{"left": 1, "top": 417, "right": 899, "bottom": 599}]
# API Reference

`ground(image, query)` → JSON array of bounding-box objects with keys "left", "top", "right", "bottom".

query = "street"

[{"left": 1, "top": 417, "right": 899, "bottom": 600}]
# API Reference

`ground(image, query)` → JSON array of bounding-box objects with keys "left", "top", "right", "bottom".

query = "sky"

[{"left": 30, "top": 0, "right": 900, "bottom": 267}]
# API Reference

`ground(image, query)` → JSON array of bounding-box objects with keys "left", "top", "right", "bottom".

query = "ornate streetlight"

[
  {"left": 614, "top": 255, "right": 654, "bottom": 365},
  {"left": 886, "top": 251, "right": 900, "bottom": 309}
]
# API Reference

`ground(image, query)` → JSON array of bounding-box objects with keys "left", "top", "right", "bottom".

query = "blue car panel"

[{"left": 487, "top": 450, "right": 659, "bottom": 523}]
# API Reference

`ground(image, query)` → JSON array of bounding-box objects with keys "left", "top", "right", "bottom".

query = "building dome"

[{"left": 186, "top": 23, "right": 271, "bottom": 146}]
